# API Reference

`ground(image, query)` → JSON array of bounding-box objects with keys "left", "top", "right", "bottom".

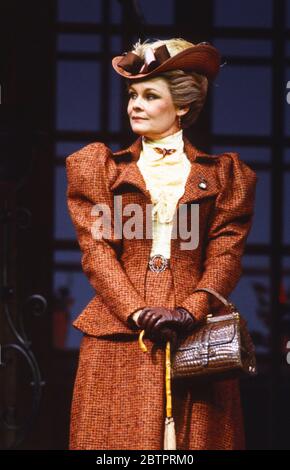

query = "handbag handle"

[{"left": 192, "top": 287, "right": 237, "bottom": 312}]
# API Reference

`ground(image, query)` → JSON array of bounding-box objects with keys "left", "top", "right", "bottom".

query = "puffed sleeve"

[
  {"left": 66, "top": 142, "right": 146, "bottom": 328},
  {"left": 177, "top": 152, "right": 258, "bottom": 321}
]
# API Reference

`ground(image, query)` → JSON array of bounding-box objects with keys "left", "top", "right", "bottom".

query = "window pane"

[
  {"left": 110, "top": 35, "right": 122, "bottom": 54},
  {"left": 211, "top": 146, "right": 270, "bottom": 164},
  {"left": 56, "top": 61, "right": 101, "bottom": 131},
  {"left": 213, "top": 39, "right": 272, "bottom": 58},
  {"left": 54, "top": 166, "right": 76, "bottom": 240},
  {"left": 54, "top": 250, "right": 82, "bottom": 264},
  {"left": 108, "top": 142, "right": 122, "bottom": 152},
  {"left": 232, "top": 255, "right": 270, "bottom": 368},
  {"left": 58, "top": 0, "right": 102, "bottom": 23},
  {"left": 110, "top": 0, "right": 122, "bottom": 24},
  {"left": 284, "top": 172, "right": 290, "bottom": 244},
  {"left": 55, "top": 141, "right": 90, "bottom": 159},
  {"left": 248, "top": 171, "right": 270, "bottom": 244},
  {"left": 138, "top": 0, "right": 174, "bottom": 24},
  {"left": 109, "top": 69, "right": 121, "bottom": 132},
  {"left": 57, "top": 34, "right": 102, "bottom": 52},
  {"left": 53, "top": 270, "right": 94, "bottom": 349},
  {"left": 214, "top": 0, "right": 272, "bottom": 28},
  {"left": 213, "top": 66, "right": 272, "bottom": 136}
]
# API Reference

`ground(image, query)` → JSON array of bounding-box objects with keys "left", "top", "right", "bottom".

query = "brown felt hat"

[{"left": 112, "top": 42, "right": 222, "bottom": 82}]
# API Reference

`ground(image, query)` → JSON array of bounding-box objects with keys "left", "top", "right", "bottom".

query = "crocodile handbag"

[{"left": 171, "top": 287, "right": 257, "bottom": 380}]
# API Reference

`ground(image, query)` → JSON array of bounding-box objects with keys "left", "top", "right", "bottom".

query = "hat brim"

[{"left": 112, "top": 44, "right": 221, "bottom": 81}]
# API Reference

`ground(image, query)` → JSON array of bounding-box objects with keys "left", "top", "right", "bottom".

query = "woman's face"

[{"left": 127, "top": 77, "right": 185, "bottom": 140}]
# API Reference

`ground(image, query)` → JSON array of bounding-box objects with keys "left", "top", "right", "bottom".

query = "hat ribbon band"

[{"left": 117, "top": 44, "right": 171, "bottom": 75}]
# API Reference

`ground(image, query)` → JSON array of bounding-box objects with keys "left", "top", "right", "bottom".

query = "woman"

[{"left": 66, "top": 38, "right": 257, "bottom": 450}]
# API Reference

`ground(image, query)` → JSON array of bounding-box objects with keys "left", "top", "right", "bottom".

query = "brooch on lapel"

[{"left": 198, "top": 176, "right": 208, "bottom": 190}]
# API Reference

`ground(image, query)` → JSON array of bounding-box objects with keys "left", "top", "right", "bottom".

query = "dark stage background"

[{"left": 0, "top": 0, "right": 290, "bottom": 450}]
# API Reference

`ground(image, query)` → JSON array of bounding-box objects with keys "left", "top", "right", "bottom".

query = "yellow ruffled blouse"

[{"left": 137, "top": 129, "right": 191, "bottom": 259}]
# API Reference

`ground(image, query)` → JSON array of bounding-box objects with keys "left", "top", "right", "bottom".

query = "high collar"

[
  {"left": 140, "top": 129, "right": 185, "bottom": 165},
  {"left": 142, "top": 129, "right": 184, "bottom": 150},
  {"left": 112, "top": 134, "right": 203, "bottom": 164},
  {"left": 110, "top": 134, "right": 220, "bottom": 207}
]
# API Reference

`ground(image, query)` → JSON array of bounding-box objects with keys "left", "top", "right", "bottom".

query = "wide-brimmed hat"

[{"left": 112, "top": 42, "right": 222, "bottom": 82}]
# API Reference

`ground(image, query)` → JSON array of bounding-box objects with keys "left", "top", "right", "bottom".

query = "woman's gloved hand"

[
  {"left": 155, "top": 326, "right": 179, "bottom": 352},
  {"left": 137, "top": 306, "right": 196, "bottom": 342},
  {"left": 136, "top": 307, "right": 179, "bottom": 351}
]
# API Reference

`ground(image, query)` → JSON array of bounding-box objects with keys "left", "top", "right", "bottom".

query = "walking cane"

[{"left": 138, "top": 330, "right": 177, "bottom": 450}]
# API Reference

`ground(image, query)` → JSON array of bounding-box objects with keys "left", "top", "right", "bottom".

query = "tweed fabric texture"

[
  {"left": 66, "top": 135, "right": 257, "bottom": 335},
  {"left": 66, "top": 135, "right": 257, "bottom": 450},
  {"left": 69, "top": 267, "right": 245, "bottom": 450}
]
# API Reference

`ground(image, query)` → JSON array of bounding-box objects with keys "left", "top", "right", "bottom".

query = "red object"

[
  {"left": 279, "top": 282, "right": 287, "bottom": 304},
  {"left": 52, "top": 308, "right": 69, "bottom": 349}
]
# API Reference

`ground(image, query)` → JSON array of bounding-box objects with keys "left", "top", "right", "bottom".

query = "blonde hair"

[{"left": 126, "top": 38, "right": 209, "bottom": 128}]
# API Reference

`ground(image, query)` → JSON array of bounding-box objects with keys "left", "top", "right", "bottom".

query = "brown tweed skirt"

[{"left": 69, "top": 268, "right": 245, "bottom": 450}]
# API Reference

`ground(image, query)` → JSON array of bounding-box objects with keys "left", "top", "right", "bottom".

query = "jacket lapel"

[
  {"left": 178, "top": 137, "right": 220, "bottom": 207},
  {"left": 110, "top": 136, "right": 151, "bottom": 200},
  {"left": 110, "top": 135, "right": 220, "bottom": 206}
]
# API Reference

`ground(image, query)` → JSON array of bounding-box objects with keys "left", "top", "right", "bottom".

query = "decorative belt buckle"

[{"left": 148, "top": 254, "right": 169, "bottom": 273}]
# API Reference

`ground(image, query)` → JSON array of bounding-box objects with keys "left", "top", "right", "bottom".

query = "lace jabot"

[{"left": 137, "top": 129, "right": 191, "bottom": 224}]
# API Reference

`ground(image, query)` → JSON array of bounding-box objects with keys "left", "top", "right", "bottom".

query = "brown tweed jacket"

[{"left": 66, "top": 135, "right": 257, "bottom": 337}]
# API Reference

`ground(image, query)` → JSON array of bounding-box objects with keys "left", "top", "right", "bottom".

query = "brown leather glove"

[
  {"left": 137, "top": 306, "right": 196, "bottom": 344},
  {"left": 155, "top": 326, "right": 179, "bottom": 352},
  {"left": 136, "top": 307, "right": 179, "bottom": 351}
]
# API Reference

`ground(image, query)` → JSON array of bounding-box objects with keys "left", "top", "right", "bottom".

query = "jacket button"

[{"left": 198, "top": 181, "right": 207, "bottom": 190}]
